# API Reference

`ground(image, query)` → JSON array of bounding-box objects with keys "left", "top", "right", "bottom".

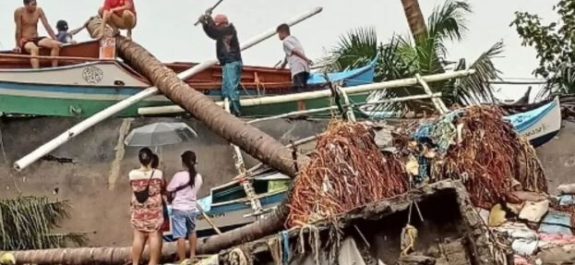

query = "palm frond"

[
  {"left": 427, "top": 0, "right": 471, "bottom": 42},
  {"left": 450, "top": 41, "right": 504, "bottom": 105},
  {"left": 0, "top": 197, "right": 86, "bottom": 250},
  {"left": 320, "top": 27, "right": 378, "bottom": 72}
]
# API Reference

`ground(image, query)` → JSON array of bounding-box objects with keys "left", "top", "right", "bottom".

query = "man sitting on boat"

[
  {"left": 98, "top": 0, "right": 137, "bottom": 40},
  {"left": 13, "top": 0, "right": 63, "bottom": 69},
  {"left": 199, "top": 14, "right": 243, "bottom": 116},
  {"left": 276, "top": 24, "right": 312, "bottom": 110}
]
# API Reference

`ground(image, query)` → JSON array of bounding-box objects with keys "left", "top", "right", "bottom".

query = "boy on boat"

[
  {"left": 56, "top": 20, "right": 87, "bottom": 44},
  {"left": 276, "top": 24, "right": 313, "bottom": 110},
  {"left": 98, "top": 0, "right": 137, "bottom": 40},
  {"left": 13, "top": 0, "right": 62, "bottom": 69},
  {"left": 199, "top": 14, "right": 243, "bottom": 116},
  {"left": 277, "top": 24, "right": 313, "bottom": 90}
]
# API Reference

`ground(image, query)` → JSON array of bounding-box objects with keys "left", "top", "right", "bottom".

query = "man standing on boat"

[
  {"left": 276, "top": 24, "right": 312, "bottom": 110},
  {"left": 98, "top": 0, "right": 137, "bottom": 40},
  {"left": 199, "top": 14, "right": 243, "bottom": 116},
  {"left": 13, "top": 0, "right": 62, "bottom": 69}
]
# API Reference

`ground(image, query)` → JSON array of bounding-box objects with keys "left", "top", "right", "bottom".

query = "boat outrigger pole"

[
  {"left": 138, "top": 70, "right": 477, "bottom": 115},
  {"left": 13, "top": 7, "right": 323, "bottom": 171}
]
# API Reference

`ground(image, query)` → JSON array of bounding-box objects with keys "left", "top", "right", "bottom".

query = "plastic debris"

[
  {"left": 489, "top": 204, "right": 507, "bottom": 227},
  {"left": 519, "top": 200, "right": 550, "bottom": 223},
  {"left": 539, "top": 211, "right": 573, "bottom": 236}
]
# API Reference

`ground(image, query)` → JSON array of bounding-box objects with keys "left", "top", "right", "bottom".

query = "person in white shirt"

[{"left": 277, "top": 24, "right": 313, "bottom": 110}]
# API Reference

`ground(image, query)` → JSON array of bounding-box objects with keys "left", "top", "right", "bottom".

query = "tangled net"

[
  {"left": 397, "top": 106, "right": 548, "bottom": 209},
  {"left": 286, "top": 121, "right": 409, "bottom": 228}
]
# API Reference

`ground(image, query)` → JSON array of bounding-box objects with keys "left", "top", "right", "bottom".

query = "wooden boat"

[
  {"left": 0, "top": 41, "right": 376, "bottom": 117},
  {"left": 162, "top": 169, "right": 289, "bottom": 239},
  {"left": 504, "top": 96, "right": 562, "bottom": 147}
]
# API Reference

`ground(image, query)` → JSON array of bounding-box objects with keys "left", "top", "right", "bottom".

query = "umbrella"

[{"left": 124, "top": 122, "right": 198, "bottom": 147}]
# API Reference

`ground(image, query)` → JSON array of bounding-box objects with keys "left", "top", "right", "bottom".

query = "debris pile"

[
  {"left": 393, "top": 106, "right": 548, "bottom": 209},
  {"left": 286, "top": 121, "right": 409, "bottom": 227}
]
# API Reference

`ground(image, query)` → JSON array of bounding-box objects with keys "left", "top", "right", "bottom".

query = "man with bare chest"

[{"left": 14, "top": 0, "right": 62, "bottom": 68}]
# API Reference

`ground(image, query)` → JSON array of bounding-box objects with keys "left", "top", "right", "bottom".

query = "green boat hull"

[{"left": 0, "top": 93, "right": 370, "bottom": 118}]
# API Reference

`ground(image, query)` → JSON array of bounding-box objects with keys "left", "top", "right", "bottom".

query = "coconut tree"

[
  {"left": 322, "top": 0, "right": 502, "bottom": 112},
  {"left": 0, "top": 197, "right": 86, "bottom": 250},
  {"left": 400, "top": 0, "right": 428, "bottom": 41}
]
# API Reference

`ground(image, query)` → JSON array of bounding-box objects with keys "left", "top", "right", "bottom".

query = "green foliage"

[
  {"left": 511, "top": 0, "right": 575, "bottom": 95},
  {"left": 0, "top": 197, "right": 87, "bottom": 250},
  {"left": 321, "top": 0, "right": 501, "bottom": 111}
]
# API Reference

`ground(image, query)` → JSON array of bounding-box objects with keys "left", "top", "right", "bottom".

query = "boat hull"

[
  {"left": 505, "top": 97, "right": 562, "bottom": 147},
  {"left": 0, "top": 79, "right": 370, "bottom": 117},
  {"left": 162, "top": 192, "right": 286, "bottom": 239}
]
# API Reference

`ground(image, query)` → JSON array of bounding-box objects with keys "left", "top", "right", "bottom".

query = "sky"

[{"left": 0, "top": 0, "right": 560, "bottom": 100}]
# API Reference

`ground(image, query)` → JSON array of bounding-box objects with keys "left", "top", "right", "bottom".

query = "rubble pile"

[
  {"left": 393, "top": 106, "right": 548, "bottom": 208},
  {"left": 390, "top": 106, "right": 574, "bottom": 264},
  {"left": 286, "top": 121, "right": 409, "bottom": 227}
]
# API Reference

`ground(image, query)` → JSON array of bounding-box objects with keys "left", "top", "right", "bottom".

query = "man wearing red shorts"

[{"left": 13, "top": 0, "right": 62, "bottom": 68}]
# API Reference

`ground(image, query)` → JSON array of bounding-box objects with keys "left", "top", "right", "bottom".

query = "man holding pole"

[{"left": 199, "top": 14, "right": 243, "bottom": 116}]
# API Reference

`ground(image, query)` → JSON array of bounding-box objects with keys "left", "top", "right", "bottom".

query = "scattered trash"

[
  {"left": 539, "top": 211, "right": 573, "bottom": 236},
  {"left": 400, "top": 224, "right": 418, "bottom": 256},
  {"left": 512, "top": 239, "right": 539, "bottom": 256},
  {"left": 488, "top": 204, "right": 507, "bottom": 227},
  {"left": 519, "top": 200, "right": 550, "bottom": 223},
  {"left": 557, "top": 183, "right": 575, "bottom": 195}
]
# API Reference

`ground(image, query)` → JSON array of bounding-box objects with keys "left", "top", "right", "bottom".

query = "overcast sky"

[{"left": 0, "top": 0, "right": 560, "bottom": 100}]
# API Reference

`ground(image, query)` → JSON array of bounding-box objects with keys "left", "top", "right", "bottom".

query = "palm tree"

[
  {"left": 0, "top": 197, "right": 86, "bottom": 250},
  {"left": 400, "top": 0, "right": 428, "bottom": 41},
  {"left": 322, "top": 0, "right": 503, "bottom": 112}
]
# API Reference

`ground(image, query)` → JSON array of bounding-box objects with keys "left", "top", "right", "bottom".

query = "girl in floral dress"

[{"left": 129, "top": 148, "right": 164, "bottom": 265}]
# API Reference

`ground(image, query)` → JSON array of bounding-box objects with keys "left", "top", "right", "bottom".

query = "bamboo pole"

[
  {"left": 137, "top": 69, "right": 476, "bottom": 115},
  {"left": 246, "top": 92, "right": 442, "bottom": 124},
  {"left": 13, "top": 7, "right": 324, "bottom": 171}
]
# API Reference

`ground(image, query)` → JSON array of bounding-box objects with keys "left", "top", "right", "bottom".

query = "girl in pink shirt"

[{"left": 167, "top": 151, "right": 203, "bottom": 263}]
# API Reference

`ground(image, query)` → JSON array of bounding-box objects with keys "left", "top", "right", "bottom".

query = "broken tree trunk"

[
  {"left": 12, "top": 206, "right": 289, "bottom": 264},
  {"left": 84, "top": 17, "right": 307, "bottom": 177}
]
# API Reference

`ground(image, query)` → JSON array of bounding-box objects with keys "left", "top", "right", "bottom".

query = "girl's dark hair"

[
  {"left": 138, "top": 148, "right": 153, "bottom": 167},
  {"left": 151, "top": 154, "right": 159, "bottom": 169},
  {"left": 181, "top": 151, "right": 197, "bottom": 188}
]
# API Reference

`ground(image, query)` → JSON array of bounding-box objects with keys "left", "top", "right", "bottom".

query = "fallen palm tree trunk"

[
  {"left": 12, "top": 206, "right": 289, "bottom": 264},
  {"left": 287, "top": 121, "right": 409, "bottom": 227}
]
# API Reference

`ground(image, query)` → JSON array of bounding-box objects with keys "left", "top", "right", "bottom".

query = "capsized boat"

[
  {"left": 0, "top": 40, "right": 375, "bottom": 117},
  {"left": 162, "top": 169, "right": 289, "bottom": 239},
  {"left": 504, "top": 96, "right": 562, "bottom": 147}
]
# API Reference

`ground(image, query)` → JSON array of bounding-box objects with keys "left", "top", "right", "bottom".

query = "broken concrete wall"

[{"left": 0, "top": 117, "right": 327, "bottom": 247}]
